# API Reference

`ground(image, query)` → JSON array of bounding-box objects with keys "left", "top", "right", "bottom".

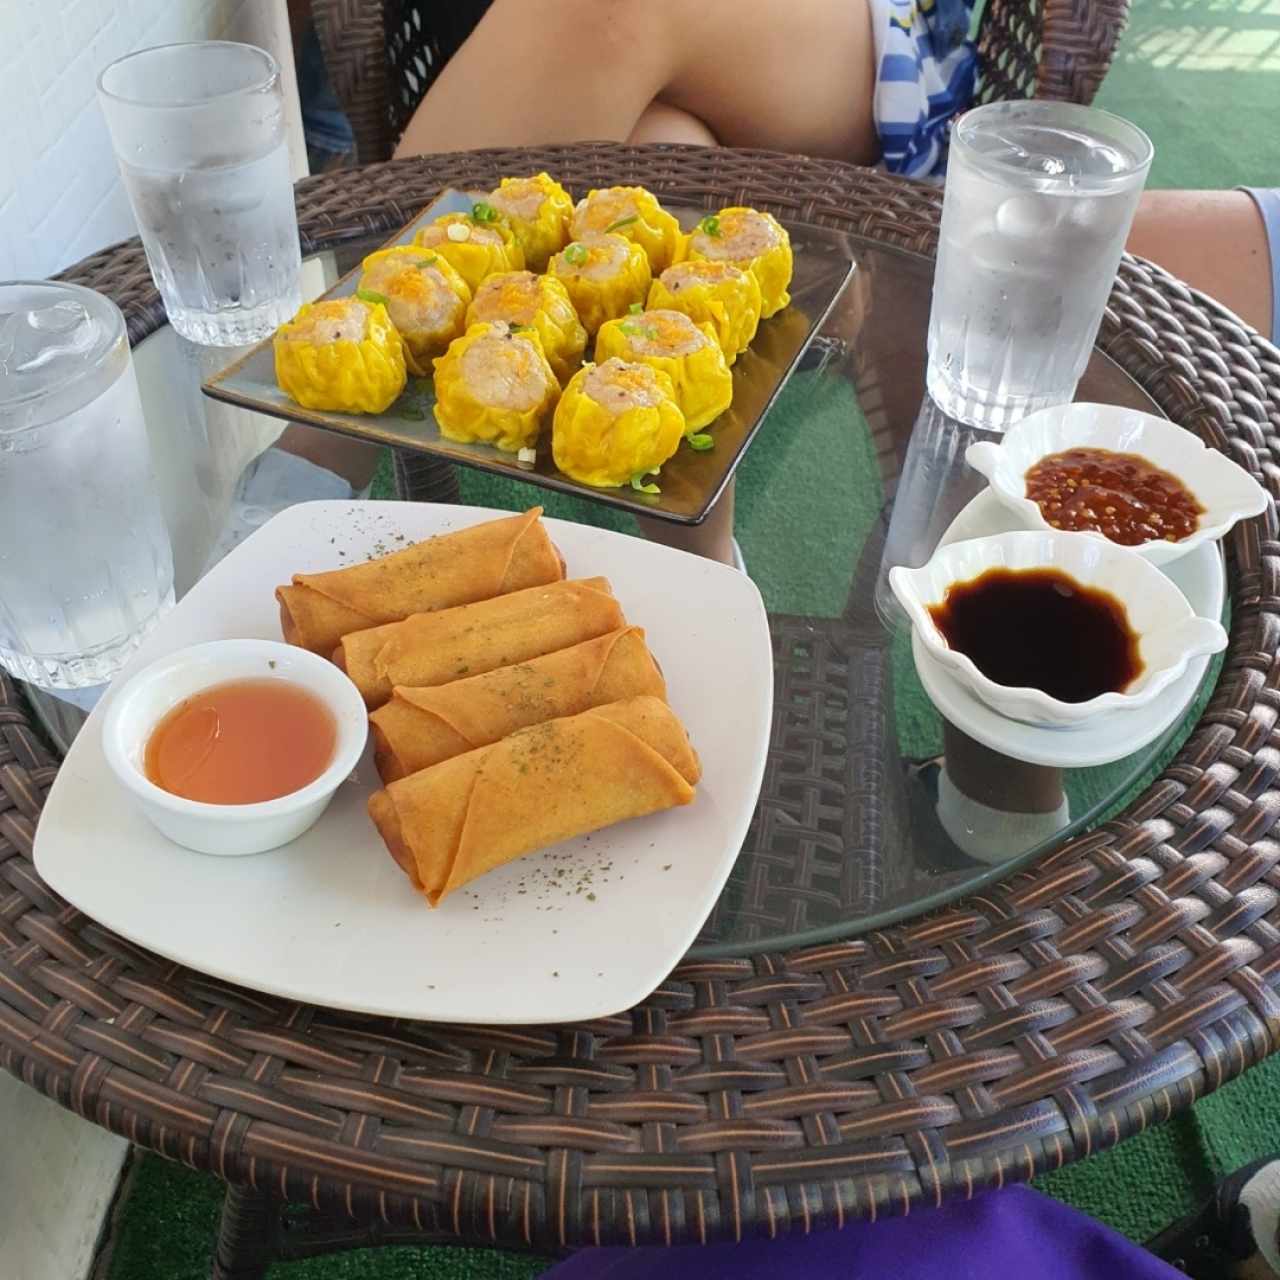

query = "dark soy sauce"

[{"left": 927, "top": 568, "right": 1143, "bottom": 703}]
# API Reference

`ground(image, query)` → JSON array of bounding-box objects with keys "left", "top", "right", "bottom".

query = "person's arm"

[{"left": 1127, "top": 190, "right": 1276, "bottom": 340}]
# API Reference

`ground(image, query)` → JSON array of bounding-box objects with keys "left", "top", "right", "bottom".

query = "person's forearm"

[{"left": 1127, "top": 190, "right": 1274, "bottom": 337}]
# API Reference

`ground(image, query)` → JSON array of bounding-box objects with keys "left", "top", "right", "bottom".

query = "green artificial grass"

[
  {"left": 1092, "top": 0, "right": 1280, "bottom": 190},
  {"left": 108, "top": 1, "right": 1280, "bottom": 1273},
  {"left": 104, "top": 1155, "right": 547, "bottom": 1279}
]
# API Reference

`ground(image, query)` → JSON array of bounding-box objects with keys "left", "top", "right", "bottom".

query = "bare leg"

[
  {"left": 394, "top": 0, "right": 876, "bottom": 163},
  {"left": 1128, "top": 190, "right": 1274, "bottom": 337},
  {"left": 627, "top": 101, "right": 718, "bottom": 148}
]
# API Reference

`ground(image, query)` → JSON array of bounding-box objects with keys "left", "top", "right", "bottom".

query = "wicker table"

[{"left": 4, "top": 145, "right": 1279, "bottom": 1275}]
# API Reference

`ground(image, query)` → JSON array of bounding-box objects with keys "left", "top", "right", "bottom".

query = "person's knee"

[{"left": 629, "top": 101, "right": 718, "bottom": 148}]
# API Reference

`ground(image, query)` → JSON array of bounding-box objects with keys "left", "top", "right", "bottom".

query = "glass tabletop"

[{"left": 25, "top": 230, "right": 1221, "bottom": 960}]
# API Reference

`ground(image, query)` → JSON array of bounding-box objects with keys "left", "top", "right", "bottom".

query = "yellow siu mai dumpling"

[
  {"left": 594, "top": 309, "right": 732, "bottom": 433},
  {"left": 358, "top": 246, "right": 471, "bottom": 376},
  {"left": 682, "top": 207, "right": 793, "bottom": 318},
  {"left": 431, "top": 321, "right": 559, "bottom": 453},
  {"left": 552, "top": 358, "right": 685, "bottom": 489},
  {"left": 466, "top": 270, "right": 586, "bottom": 384},
  {"left": 647, "top": 259, "right": 762, "bottom": 364},
  {"left": 547, "top": 233, "right": 651, "bottom": 337},
  {"left": 274, "top": 296, "right": 406, "bottom": 414},
  {"left": 487, "top": 173, "right": 574, "bottom": 271},
  {"left": 570, "top": 186, "right": 682, "bottom": 274},
  {"left": 413, "top": 206, "right": 524, "bottom": 293}
]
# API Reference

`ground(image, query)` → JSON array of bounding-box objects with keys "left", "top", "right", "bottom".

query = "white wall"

[{"left": 0, "top": 0, "right": 306, "bottom": 281}]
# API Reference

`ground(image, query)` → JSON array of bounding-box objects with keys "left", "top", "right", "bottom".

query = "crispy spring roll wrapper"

[
  {"left": 276, "top": 507, "right": 564, "bottom": 655},
  {"left": 369, "top": 696, "right": 701, "bottom": 905},
  {"left": 336, "top": 577, "right": 623, "bottom": 708},
  {"left": 370, "top": 627, "right": 666, "bottom": 781}
]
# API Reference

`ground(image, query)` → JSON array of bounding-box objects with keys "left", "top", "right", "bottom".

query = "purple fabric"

[{"left": 542, "top": 1186, "right": 1181, "bottom": 1280}]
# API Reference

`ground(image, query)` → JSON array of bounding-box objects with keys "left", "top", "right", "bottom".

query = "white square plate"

[{"left": 34, "top": 502, "right": 773, "bottom": 1024}]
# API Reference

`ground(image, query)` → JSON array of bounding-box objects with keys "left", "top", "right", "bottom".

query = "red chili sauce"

[{"left": 1024, "top": 447, "right": 1203, "bottom": 546}]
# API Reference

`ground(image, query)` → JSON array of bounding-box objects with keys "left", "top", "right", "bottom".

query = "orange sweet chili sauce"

[{"left": 145, "top": 679, "right": 336, "bottom": 804}]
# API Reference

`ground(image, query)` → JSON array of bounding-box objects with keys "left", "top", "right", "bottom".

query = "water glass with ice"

[
  {"left": 0, "top": 282, "right": 175, "bottom": 689},
  {"left": 926, "top": 101, "right": 1153, "bottom": 430},
  {"left": 98, "top": 41, "right": 302, "bottom": 346}
]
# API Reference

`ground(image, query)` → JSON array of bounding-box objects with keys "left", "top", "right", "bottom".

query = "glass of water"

[
  {"left": 926, "top": 100, "right": 1153, "bottom": 430},
  {"left": 98, "top": 42, "right": 302, "bottom": 346},
  {"left": 0, "top": 282, "right": 175, "bottom": 689}
]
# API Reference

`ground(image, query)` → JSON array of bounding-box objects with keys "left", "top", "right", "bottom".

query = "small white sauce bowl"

[
  {"left": 889, "top": 530, "right": 1228, "bottom": 728},
  {"left": 102, "top": 639, "right": 369, "bottom": 856},
  {"left": 966, "top": 402, "right": 1269, "bottom": 567}
]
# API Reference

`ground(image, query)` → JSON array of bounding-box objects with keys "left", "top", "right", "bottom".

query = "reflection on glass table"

[{"left": 20, "top": 232, "right": 1223, "bottom": 962}]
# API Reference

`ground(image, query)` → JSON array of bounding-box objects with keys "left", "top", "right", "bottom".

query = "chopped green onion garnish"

[
  {"left": 508, "top": 323, "right": 533, "bottom": 333},
  {"left": 356, "top": 288, "right": 389, "bottom": 306},
  {"left": 604, "top": 214, "right": 639, "bottom": 234},
  {"left": 471, "top": 201, "right": 500, "bottom": 223},
  {"left": 416, "top": 256, "right": 437, "bottom": 268},
  {"left": 619, "top": 320, "right": 660, "bottom": 341},
  {"left": 563, "top": 243, "right": 588, "bottom": 266},
  {"left": 630, "top": 474, "right": 661, "bottom": 495},
  {"left": 698, "top": 215, "right": 722, "bottom": 238},
  {"left": 687, "top": 433, "right": 714, "bottom": 451},
  {"left": 629, "top": 302, "right": 644, "bottom": 314}
]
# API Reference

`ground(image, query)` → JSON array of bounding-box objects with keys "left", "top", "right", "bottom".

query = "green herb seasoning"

[
  {"left": 604, "top": 214, "right": 639, "bottom": 234},
  {"left": 471, "top": 200, "right": 500, "bottom": 224},
  {"left": 416, "top": 256, "right": 437, "bottom": 269},
  {"left": 629, "top": 302, "right": 644, "bottom": 314},
  {"left": 356, "top": 288, "right": 389, "bottom": 306},
  {"left": 630, "top": 473, "right": 661, "bottom": 495},
  {"left": 698, "top": 214, "right": 722, "bottom": 239},
  {"left": 687, "top": 433, "right": 715, "bottom": 451},
  {"left": 563, "top": 242, "right": 588, "bottom": 267}
]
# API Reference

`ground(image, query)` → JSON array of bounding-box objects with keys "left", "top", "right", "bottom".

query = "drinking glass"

[
  {"left": 97, "top": 41, "right": 303, "bottom": 346},
  {"left": 926, "top": 100, "right": 1153, "bottom": 430},
  {"left": 0, "top": 282, "right": 175, "bottom": 689}
]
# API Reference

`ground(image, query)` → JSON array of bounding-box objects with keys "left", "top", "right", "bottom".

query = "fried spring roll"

[
  {"left": 369, "top": 627, "right": 666, "bottom": 781},
  {"left": 335, "top": 577, "right": 623, "bottom": 708},
  {"left": 369, "top": 696, "right": 700, "bottom": 905},
  {"left": 276, "top": 507, "right": 564, "bottom": 655}
]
